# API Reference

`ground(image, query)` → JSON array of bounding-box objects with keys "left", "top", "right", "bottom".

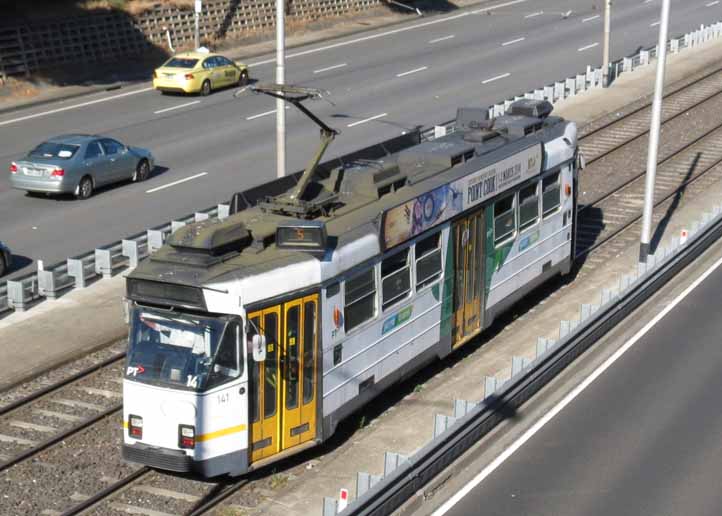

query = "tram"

[{"left": 121, "top": 94, "right": 580, "bottom": 477}]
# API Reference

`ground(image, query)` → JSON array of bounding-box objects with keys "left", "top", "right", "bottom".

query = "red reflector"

[
  {"left": 184, "top": 73, "right": 194, "bottom": 80},
  {"left": 9, "top": 163, "right": 17, "bottom": 173},
  {"left": 130, "top": 427, "right": 142, "bottom": 438},
  {"left": 181, "top": 436, "right": 195, "bottom": 448},
  {"left": 51, "top": 168, "right": 64, "bottom": 177}
]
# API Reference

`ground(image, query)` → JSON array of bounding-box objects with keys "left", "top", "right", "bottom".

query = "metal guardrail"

[
  {"left": 1, "top": 20, "right": 721, "bottom": 316},
  {"left": 330, "top": 200, "right": 722, "bottom": 516}
]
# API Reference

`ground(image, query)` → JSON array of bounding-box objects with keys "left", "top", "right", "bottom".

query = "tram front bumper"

[{"left": 122, "top": 443, "right": 250, "bottom": 477}]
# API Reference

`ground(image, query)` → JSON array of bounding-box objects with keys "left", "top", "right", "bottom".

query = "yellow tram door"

[
  {"left": 248, "top": 306, "right": 281, "bottom": 462},
  {"left": 452, "top": 211, "right": 484, "bottom": 347},
  {"left": 249, "top": 295, "right": 319, "bottom": 464},
  {"left": 280, "top": 295, "right": 318, "bottom": 450}
]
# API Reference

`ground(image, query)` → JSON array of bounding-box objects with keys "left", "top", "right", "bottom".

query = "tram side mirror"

[{"left": 251, "top": 334, "right": 267, "bottom": 362}]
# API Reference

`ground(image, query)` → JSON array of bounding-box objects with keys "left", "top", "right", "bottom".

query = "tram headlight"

[
  {"left": 128, "top": 415, "right": 143, "bottom": 439},
  {"left": 178, "top": 425, "right": 196, "bottom": 449}
]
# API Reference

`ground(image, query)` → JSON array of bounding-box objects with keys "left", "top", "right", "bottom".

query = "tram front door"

[
  {"left": 247, "top": 295, "right": 318, "bottom": 463},
  {"left": 452, "top": 211, "right": 485, "bottom": 347}
]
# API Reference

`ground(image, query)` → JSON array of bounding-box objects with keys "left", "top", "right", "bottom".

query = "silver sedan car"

[
  {"left": 9, "top": 134, "right": 154, "bottom": 199},
  {"left": 0, "top": 240, "right": 11, "bottom": 277}
]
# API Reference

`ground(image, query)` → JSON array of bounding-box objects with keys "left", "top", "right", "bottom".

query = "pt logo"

[{"left": 126, "top": 365, "right": 145, "bottom": 376}]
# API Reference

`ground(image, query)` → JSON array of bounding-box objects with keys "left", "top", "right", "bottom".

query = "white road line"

[
  {"left": 313, "top": 63, "right": 348, "bottom": 74},
  {"left": 650, "top": 20, "right": 661, "bottom": 26},
  {"left": 482, "top": 72, "right": 511, "bottom": 84},
  {"left": 250, "top": 0, "right": 528, "bottom": 66},
  {"left": 153, "top": 100, "right": 200, "bottom": 115},
  {"left": 396, "top": 66, "right": 428, "bottom": 77},
  {"left": 578, "top": 42, "right": 599, "bottom": 52},
  {"left": 0, "top": 86, "right": 153, "bottom": 127},
  {"left": 429, "top": 35, "right": 455, "bottom": 44},
  {"left": 145, "top": 172, "right": 208, "bottom": 194},
  {"left": 501, "top": 37, "right": 525, "bottom": 46},
  {"left": 431, "top": 251, "right": 722, "bottom": 516},
  {"left": 707, "top": 0, "right": 719, "bottom": 6},
  {"left": 643, "top": 0, "right": 654, "bottom": 3},
  {"left": 524, "top": 11, "right": 543, "bottom": 18},
  {"left": 582, "top": 14, "right": 600, "bottom": 22},
  {"left": 347, "top": 113, "right": 387, "bottom": 127},
  {"left": 246, "top": 106, "right": 289, "bottom": 120}
]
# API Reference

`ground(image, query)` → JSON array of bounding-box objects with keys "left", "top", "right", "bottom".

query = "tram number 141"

[{"left": 217, "top": 392, "right": 230, "bottom": 405}]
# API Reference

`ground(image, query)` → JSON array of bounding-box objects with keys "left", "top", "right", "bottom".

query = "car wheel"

[
  {"left": 238, "top": 70, "right": 249, "bottom": 86},
  {"left": 201, "top": 80, "right": 211, "bottom": 96},
  {"left": 133, "top": 159, "right": 151, "bottom": 182},
  {"left": 76, "top": 176, "right": 94, "bottom": 200}
]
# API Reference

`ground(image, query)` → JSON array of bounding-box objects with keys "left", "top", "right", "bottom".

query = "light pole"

[
  {"left": 276, "top": 0, "right": 286, "bottom": 178},
  {"left": 639, "top": 0, "right": 671, "bottom": 263},
  {"left": 602, "top": 0, "right": 611, "bottom": 87},
  {"left": 194, "top": 0, "right": 201, "bottom": 49}
]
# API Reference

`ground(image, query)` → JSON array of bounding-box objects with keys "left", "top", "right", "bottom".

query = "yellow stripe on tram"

[
  {"left": 122, "top": 421, "right": 128, "bottom": 429},
  {"left": 197, "top": 424, "right": 247, "bottom": 442}
]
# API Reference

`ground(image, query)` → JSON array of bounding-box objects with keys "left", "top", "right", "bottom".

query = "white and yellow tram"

[{"left": 122, "top": 98, "right": 579, "bottom": 476}]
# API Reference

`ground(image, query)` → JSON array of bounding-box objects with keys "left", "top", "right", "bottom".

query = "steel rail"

[
  {"left": 0, "top": 403, "right": 121, "bottom": 473},
  {"left": 0, "top": 351, "right": 126, "bottom": 414},
  {"left": 575, "top": 120, "right": 722, "bottom": 258},
  {"left": 579, "top": 64, "right": 722, "bottom": 144},
  {"left": 185, "top": 479, "right": 251, "bottom": 516},
  {"left": 58, "top": 467, "right": 151, "bottom": 516}
]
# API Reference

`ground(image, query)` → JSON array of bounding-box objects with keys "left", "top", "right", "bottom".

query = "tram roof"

[{"left": 128, "top": 103, "right": 572, "bottom": 292}]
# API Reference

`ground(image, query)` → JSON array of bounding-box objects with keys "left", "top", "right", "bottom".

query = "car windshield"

[
  {"left": 126, "top": 308, "right": 243, "bottom": 391},
  {"left": 29, "top": 142, "right": 79, "bottom": 160},
  {"left": 164, "top": 57, "right": 198, "bottom": 68}
]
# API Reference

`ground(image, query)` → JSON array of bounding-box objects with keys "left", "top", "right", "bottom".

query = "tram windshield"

[{"left": 126, "top": 307, "right": 242, "bottom": 391}]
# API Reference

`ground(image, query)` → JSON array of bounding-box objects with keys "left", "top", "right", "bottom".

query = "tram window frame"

[
  {"left": 381, "top": 247, "right": 411, "bottom": 312},
  {"left": 542, "top": 170, "right": 562, "bottom": 218},
  {"left": 493, "top": 192, "right": 517, "bottom": 246},
  {"left": 415, "top": 232, "right": 442, "bottom": 291},
  {"left": 344, "top": 268, "right": 377, "bottom": 333},
  {"left": 206, "top": 322, "right": 242, "bottom": 390},
  {"left": 518, "top": 182, "right": 540, "bottom": 231}
]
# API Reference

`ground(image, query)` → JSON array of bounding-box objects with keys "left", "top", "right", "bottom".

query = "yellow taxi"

[{"left": 152, "top": 51, "right": 249, "bottom": 95}]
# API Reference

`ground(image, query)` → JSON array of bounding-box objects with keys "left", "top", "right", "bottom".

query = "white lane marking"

[
  {"left": 650, "top": 20, "right": 661, "bottom": 26},
  {"left": 643, "top": 0, "right": 654, "bottom": 3},
  {"left": 146, "top": 172, "right": 207, "bottom": 194},
  {"left": 582, "top": 14, "right": 600, "bottom": 22},
  {"left": 250, "top": 0, "right": 528, "bottom": 66},
  {"left": 246, "top": 106, "right": 290, "bottom": 120},
  {"left": 153, "top": 100, "right": 200, "bottom": 115},
  {"left": 578, "top": 42, "right": 599, "bottom": 52},
  {"left": 482, "top": 72, "right": 511, "bottom": 84},
  {"left": 501, "top": 37, "right": 525, "bottom": 46},
  {"left": 397, "top": 66, "right": 428, "bottom": 77},
  {"left": 429, "top": 35, "right": 455, "bottom": 43},
  {"left": 431, "top": 250, "right": 722, "bottom": 516},
  {"left": 524, "top": 11, "right": 543, "bottom": 18},
  {"left": 0, "top": 87, "right": 153, "bottom": 127},
  {"left": 707, "top": 1, "right": 719, "bottom": 6},
  {"left": 347, "top": 113, "right": 387, "bottom": 127},
  {"left": 247, "top": 108, "right": 276, "bottom": 120},
  {"left": 313, "top": 63, "right": 348, "bottom": 74}
]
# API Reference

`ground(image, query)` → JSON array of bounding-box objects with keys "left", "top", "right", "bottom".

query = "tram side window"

[
  {"left": 344, "top": 269, "right": 376, "bottom": 332},
  {"left": 206, "top": 322, "right": 241, "bottom": 389},
  {"left": 415, "top": 232, "right": 442, "bottom": 290},
  {"left": 494, "top": 193, "right": 516, "bottom": 246},
  {"left": 542, "top": 171, "right": 561, "bottom": 217},
  {"left": 381, "top": 248, "right": 411, "bottom": 311},
  {"left": 518, "top": 183, "right": 539, "bottom": 231}
]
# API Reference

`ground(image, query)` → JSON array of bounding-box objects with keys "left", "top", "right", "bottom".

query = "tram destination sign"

[{"left": 382, "top": 143, "right": 542, "bottom": 249}]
